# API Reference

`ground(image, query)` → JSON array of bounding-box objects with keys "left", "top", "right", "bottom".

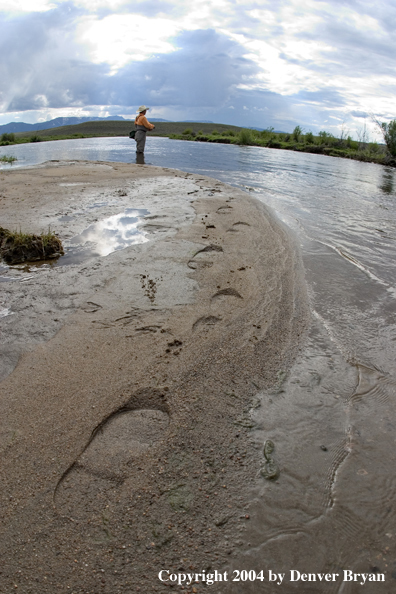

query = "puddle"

[
  {"left": 1, "top": 209, "right": 150, "bottom": 274},
  {"left": 61, "top": 208, "right": 149, "bottom": 265}
]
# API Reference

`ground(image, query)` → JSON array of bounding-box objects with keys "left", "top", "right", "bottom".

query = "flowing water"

[{"left": 2, "top": 137, "right": 396, "bottom": 590}]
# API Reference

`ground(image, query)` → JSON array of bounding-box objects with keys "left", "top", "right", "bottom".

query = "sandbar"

[{"left": 0, "top": 161, "right": 308, "bottom": 593}]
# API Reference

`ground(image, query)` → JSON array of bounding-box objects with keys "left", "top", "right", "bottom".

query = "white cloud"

[
  {"left": 77, "top": 14, "right": 180, "bottom": 69},
  {"left": 1, "top": 0, "right": 396, "bottom": 134},
  {"left": 0, "top": 0, "right": 55, "bottom": 11},
  {"left": 71, "top": 0, "right": 128, "bottom": 9}
]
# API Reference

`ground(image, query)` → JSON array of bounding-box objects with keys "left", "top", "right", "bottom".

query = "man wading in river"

[{"left": 134, "top": 105, "right": 155, "bottom": 154}]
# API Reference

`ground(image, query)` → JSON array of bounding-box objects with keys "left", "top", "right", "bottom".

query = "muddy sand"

[{"left": 0, "top": 161, "right": 308, "bottom": 593}]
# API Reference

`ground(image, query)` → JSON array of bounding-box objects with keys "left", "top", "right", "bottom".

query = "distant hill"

[
  {"left": 0, "top": 116, "right": 126, "bottom": 134},
  {"left": 2, "top": 117, "right": 283, "bottom": 136},
  {"left": 0, "top": 116, "right": 173, "bottom": 134},
  {"left": 14, "top": 120, "right": 244, "bottom": 140}
]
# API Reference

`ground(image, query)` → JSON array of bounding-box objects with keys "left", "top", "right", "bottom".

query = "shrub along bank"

[{"left": 169, "top": 125, "right": 395, "bottom": 167}]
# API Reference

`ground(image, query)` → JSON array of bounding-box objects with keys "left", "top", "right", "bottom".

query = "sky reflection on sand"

[{"left": 65, "top": 208, "right": 149, "bottom": 260}]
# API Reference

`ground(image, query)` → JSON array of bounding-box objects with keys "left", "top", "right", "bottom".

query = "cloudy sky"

[{"left": 1, "top": 0, "right": 395, "bottom": 138}]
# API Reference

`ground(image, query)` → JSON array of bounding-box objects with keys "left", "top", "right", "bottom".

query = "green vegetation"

[
  {"left": 237, "top": 128, "right": 254, "bottom": 145},
  {"left": 0, "top": 155, "right": 17, "bottom": 164},
  {"left": 346, "top": 136, "right": 356, "bottom": 149},
  {"left": 261, "top": 126, "right": 275, "bottom": 140},
  {"left": 293, "top": 125, "right": 302, "bottom": 142},
  {"left": 305, "top": 131, "right": 314, "bottom": 143},
  {"left": 0, "top": 227, "right": 64, "bottom": 264},
  {"left": 1, "top": 132, "right": 15, "bottom": 145},
  {"left": 379, "top": 120, "right": 396, "bottom": 157}
]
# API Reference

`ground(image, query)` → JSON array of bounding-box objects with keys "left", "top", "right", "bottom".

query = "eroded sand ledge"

[{"left": 0, "top": 162, "right": 308, "bottom": 593}]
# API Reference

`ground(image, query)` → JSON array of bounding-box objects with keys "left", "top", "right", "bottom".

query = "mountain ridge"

[
  {"left": 0, "top": 116, "right": 170, "bottom": 134},
  {"left": 0, "top": 116, "right": 224, "bottom": 134}
]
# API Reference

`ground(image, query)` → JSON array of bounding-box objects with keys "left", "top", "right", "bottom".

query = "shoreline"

[
  {"left": 0, "top": 161, "right": 309, "bottom": 593},
  {"left": 167, "top": 135, "right": 396, "bottom": 168},
  {"left": 2, "top": 121, "right": 394, "bottom": 169}
]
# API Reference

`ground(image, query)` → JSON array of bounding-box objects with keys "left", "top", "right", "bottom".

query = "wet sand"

[{"left": 0, "top": 161, "right": 308, "bottom": 593}]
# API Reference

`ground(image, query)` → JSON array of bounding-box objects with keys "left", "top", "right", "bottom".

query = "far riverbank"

[{"left": 1, "top": 120, "right": 395, "bottom": 169}]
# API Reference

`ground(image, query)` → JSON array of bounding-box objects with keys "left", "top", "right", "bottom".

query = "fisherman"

[{"left": 134, "top": 105, "right": 155, "bottom": 154}]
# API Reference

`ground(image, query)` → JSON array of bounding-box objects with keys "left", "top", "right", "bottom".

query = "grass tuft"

[
  {"left": 0, "top": 155, "right": 17, "bottom": 164},
  {"left": 0, "top": 227, "right": 64, "bottom": 264}
]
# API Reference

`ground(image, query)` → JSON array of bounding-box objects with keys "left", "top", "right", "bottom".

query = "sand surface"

[{"left": 0, "top": 161, "right": 308, "bottom": 593}]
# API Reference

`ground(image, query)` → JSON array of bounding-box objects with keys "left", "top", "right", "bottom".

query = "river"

[{"left": 2, "top": 136, "right": 396, "bottom": 591}]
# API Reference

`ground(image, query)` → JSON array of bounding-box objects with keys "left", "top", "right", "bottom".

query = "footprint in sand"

[
  {"left": 227, "top": 221, "right": 251, "bottom": 233},
  {"left": 55, "top": 390, "right": 169, "bottom": 518},
  {"left": 188, "top": 260, "right": 213, "bottom": 270},
  {"left": 193, "top": 244, "right": 223, "bottom": 257},
  {"left": 216, "top": 205, "right": 233, "bottom": 214},
  {"left": 211, "top": 288, "right": 243, "bottom": 300},
  {"left": 188, "top": 244, "right": 223, "bottom": 270},
  {"left": 192, "top": 315, "right": 222, "bottom": 331}
]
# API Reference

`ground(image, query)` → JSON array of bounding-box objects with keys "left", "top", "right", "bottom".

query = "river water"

[{"left": 2, "top": 137, "right": 396, "bottom": 591}]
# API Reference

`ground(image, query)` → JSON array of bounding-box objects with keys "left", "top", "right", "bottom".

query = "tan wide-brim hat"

[{"left": 137, "top": 105, "right": 149, "bottom": 113}]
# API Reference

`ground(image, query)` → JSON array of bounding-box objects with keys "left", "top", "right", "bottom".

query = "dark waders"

[{"left": 135, "top": 125, "right": 148, "bottom": 153}]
